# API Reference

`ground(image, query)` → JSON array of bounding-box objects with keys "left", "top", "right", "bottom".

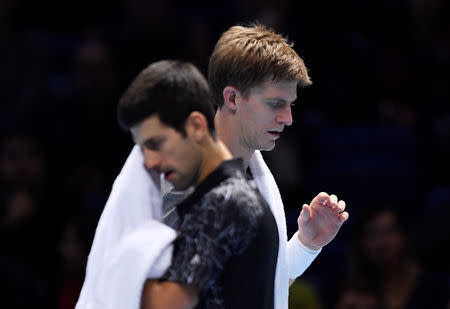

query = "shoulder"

[{"left": 203, "top": 171, "right": 266, "bottom": 221}]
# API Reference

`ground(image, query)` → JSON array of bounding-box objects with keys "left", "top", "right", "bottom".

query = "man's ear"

[
  {"left": 222, "top": 86, "right": 240, "bottom": 111},
  {"left": 185, "top": 111, "right": 208, "bottom": 142}
]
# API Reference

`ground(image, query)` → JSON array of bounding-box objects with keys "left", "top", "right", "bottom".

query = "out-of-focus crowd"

[{"left": 1, "top": 0, "right": 448, "bottom": 307}]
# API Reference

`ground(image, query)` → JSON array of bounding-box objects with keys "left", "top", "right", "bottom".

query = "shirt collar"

[{"left": 176, "top": 158, "right": 245, "bottom": 218}]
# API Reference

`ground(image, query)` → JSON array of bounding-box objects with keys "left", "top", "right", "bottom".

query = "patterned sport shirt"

[{"left": 162, "top": 158, "right": 279, "bottom": 308}]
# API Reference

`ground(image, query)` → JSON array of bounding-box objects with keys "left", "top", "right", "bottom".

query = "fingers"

[
  {"left": 322, "top": 193, "right": 349, "bottom": 223},
  {"left": 319, "top": 193, "right": 338, "bottom": 209},
  {"left": 336, "top": 200, "right": 348, "bottom": 221},
  {"left": 311, "top": 192, "right": 349, "bottom": 222},
  {"left": 313, "top": 192, "right": 330, "bottom": 205},
  {"left": 337, "top": 199, "right": 346, "bottom": 212},
  {"left": 339, "top": 211, "right": 349, "bottom": 221},
  {"left": 298, "top": 204, "right": 310, "bottom": 226},
  {"left": 329, "top": 194, "right": 338, "bottom": 208},
  {"left": 314, "top": 192, "right": 339, "bottom": 209}
]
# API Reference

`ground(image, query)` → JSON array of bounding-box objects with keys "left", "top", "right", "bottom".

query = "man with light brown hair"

[
  {"left": 208, "top": 23, "right": 349, "bottom": 308},
  {"left": 77, "top": 23, "right": 349, "bottom": 309}
]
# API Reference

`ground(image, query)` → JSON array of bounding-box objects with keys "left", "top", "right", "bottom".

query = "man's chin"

[
  {"left": 171, "top": 182, "right": 191, "bottom": 191},
  {"left": 258, "top": 141, "right": 276, "bottom": 152}
]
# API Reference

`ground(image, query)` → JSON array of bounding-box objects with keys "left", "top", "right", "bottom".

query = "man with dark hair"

[
  {"left": 117, "top": 60, "right": 216, "bottom": 135},
  {"left": 79, "top": 60, "right": 279, "bottom": 309}
]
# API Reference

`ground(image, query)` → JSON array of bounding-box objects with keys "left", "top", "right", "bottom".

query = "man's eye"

[
  {"left": 268, "top": 102, "right": 284, "bottom": 109},
  {"left": 144, "top": 140, "right": 161, "bottom": 151}
]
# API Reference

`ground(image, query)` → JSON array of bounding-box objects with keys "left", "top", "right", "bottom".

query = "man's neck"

[
  {"left": 239, "top": 150, "right": 254, "bottom": 171},
  {"left": 196, "top": 138, "right": 233, "bottom": 185},
  {"left": 215, "top": 108, "right": 254, "bottom": 170}
]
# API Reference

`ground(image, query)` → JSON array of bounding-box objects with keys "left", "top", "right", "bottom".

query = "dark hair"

[
  {"left": 208, "top": 22, "right": 312, "bottom": 108},
  {"left": 117, "top": 60, "right": 216, "bottom": 135}
]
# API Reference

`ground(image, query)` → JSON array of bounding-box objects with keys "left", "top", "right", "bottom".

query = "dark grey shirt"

[{"left": 162, "top": 159, "right": 279, "bottom": 309}]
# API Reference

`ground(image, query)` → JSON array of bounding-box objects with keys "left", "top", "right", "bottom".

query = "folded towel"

[{"left": 92, "top": 221, "right": 175, "bottom": 308}]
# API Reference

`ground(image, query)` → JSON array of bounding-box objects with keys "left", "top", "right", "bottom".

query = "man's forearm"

[
  {"left": 141, "top": 280, "right": 199, "bottom": 309},
  {"left": 287, "top": 231, "right": 322, "bottom": 279}
]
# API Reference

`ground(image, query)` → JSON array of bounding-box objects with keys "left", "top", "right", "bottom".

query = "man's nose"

[
  {"left": 276, "top": 104, "right": 293, "bottom": 126},
  {"left": 143, "top": 148, "right": 161, "bottom": 172}
]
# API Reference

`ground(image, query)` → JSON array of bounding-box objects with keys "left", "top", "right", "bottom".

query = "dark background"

[{"left": 1, "top": 0, "right": 449, "bottom": 307}]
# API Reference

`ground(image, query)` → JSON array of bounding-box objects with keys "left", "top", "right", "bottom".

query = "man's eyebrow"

[
  {"left": 265, "top": 98, "right": 297, "bottom": 104},
  {"left": 142, "top": 137, "right": 164, "bottom": 149},
  {"left": 272, "top": 98, "right": 287, "bottom": 102},
  {"left": 142, "top": 138, "right": 155, "bottom": 147}
]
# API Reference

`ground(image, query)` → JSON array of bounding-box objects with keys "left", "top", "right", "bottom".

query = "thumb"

[{"left": 298, "top": 204, "right": 310, "bottom": 227}]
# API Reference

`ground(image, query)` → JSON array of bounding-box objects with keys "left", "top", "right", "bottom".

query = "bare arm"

[{"left": 141, "top": 279, "right": 199, "bottom": 309}]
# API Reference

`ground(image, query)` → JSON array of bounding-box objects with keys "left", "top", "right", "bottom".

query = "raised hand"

[{"left": 297, "top": 192, "right": 348, "bottom": 250}]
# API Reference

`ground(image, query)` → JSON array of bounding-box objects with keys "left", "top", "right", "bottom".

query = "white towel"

[
  {"left": 249, "top": 151, "right": 320, "bottom": 309},
  {"left": 92, "top": 221, "right": 175, "bottom": 308},
  {"left": 75, "top": 145, "right": 176, "bottom": 309}
]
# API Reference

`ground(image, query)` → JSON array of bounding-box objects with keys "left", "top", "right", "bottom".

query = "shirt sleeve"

[
  {"left": 162, "top": 190, "right": 260, "bottom": 292},
  {"left": 287, "top": 231, "right": 322, "bottom": 279}
]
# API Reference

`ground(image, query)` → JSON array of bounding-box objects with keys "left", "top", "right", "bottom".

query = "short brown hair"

[{"left": 208, "top": 23, "right": 312, "bottom": 108}]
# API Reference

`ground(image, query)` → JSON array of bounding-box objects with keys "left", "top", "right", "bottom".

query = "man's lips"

[
  {"left": 268, "top": 130, "right": 282, "bottom": 138},
  {"left": 163, "top": 170, "right": 175, "bottom": 180}
]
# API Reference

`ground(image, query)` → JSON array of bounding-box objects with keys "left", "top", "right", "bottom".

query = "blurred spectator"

[
  {"left": 407, "top": 0, "right": 447, "bottom": 40},
  {"left": 429, "top": 113, "right": 450, "bottom": 186},
  {"left": 2, "top": 188, "right": 37, "bottom": 228},
  {"left": 0, "top": 133, "right": 46, "bottom": 190},
  {"left": 334, "top": 206, "right": 447, "bottom": 309},
  {"left": 115, "top": 0, "right": 179, "bottom": 84},
  {"left": 0, "top": 133, "right": 61, "bottom": 307},
  {"left": 72, "top": 35, "right": 117, "bottom": 98},
  {"left": 415, "top": 186, "right": 450, "bottom": 275},
  {"left": 63, "top": 163, "right": 109, "bottom": 219},
  {"left": 31, "top": 33, "right": 130, "bottom": 178},
  {"left": 0, "top": 188, "right": 56, "bottom": 307},
  {"left": 377, "top": 96, "right": 418, "bottom": 129},
  {"left": 57, "top": 214, "right": 97, "bottom": 309}
]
